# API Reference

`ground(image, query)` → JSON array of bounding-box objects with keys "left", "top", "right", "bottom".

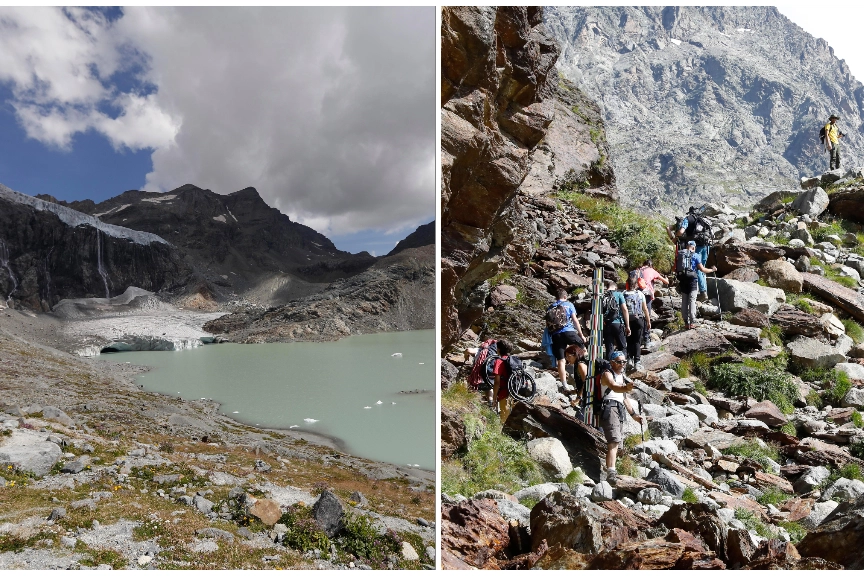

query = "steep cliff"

[
  {"left": 546, "top": 6, "right": 864, "bottom": 214},
  {"left": 441, "top": 6, "right": 614, "bottom": 351}
]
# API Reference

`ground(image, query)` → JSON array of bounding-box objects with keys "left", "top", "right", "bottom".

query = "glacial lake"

[{"left": 100, "top": 330, "right": 435, "bottom": 470}]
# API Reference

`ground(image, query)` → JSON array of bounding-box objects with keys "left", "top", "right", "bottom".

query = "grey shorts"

[{"left": 600, "top": 400, "right": 625, "bottom": 444}]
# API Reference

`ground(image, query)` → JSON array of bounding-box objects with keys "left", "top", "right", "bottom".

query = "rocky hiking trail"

[
  {"left": 441, "top": 168, "right": 864, "bottom": 570},
  {"left": 0, "top": 319, "right": 434, "bottom": 570}
]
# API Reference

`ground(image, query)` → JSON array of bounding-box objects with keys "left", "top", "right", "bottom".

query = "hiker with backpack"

[
  {"left": 668, "top": 206, "right": 713, "bottom": 302},
  {"left": 545, "top": 289, "right": 586, "bottom": 389},
  {"left": 677, "top": 240, "right": 717, "bottom": 330},
  {"left": 599, "top": 350, "right": 644, "bottom": 479},
  {"left": 564, "top": 342, "right": 589, "bottom": 410},
  {"left": 627, "top": 259, "right": 668, "bottom": 346},
  {"left": 491, "top": 338, "right": 516, "bottom": 424},
  {"left": 822, "top": 114, "right": 844, "bottom": 170},
  {"left": 623, "top": 272, "right": 651, "bottom": 372},
  {"left": 601, "top": 280, "right": 629, "bottom": 361}
]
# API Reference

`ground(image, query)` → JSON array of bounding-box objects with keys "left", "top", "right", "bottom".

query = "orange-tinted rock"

[
  {"left": 249, "top": 498, "right": 282, "bottom": 526},
  {"left": 441, "top": 498, "right": 510, "bottom": 569}
]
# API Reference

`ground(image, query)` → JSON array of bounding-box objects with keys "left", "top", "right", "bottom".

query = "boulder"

[
  {"left": 836, "top": 363, "right": 864, "bottom": 382},
  {"left": 646, "top": 468, "right": 685, "bottom": 498},
  {"left": 760, "top": 259, "right": 803, "bottom": 293},
  {"left": 684, "top": 428, "right": 741, "bottom": 451},
  {"left": 790, "top": 187, "right": 829, "bottom": 218},
  {"left": 631, "top": 439, "right": 679, "bottom": 456},
  {"left": 591, "top": 481, "right": 614, "bottom": 502},
  {"left": 490, "top": 284, "right": 519, "bottom": 307},
  {"left": 248, "top": 498, "right": 282, "bottom": 526},
  {"left": 820, "top": 313, "right": 846, "bottom": 339},
  {"left": 637, "top": 488, "right": 664, "bottom": 505},
  {"left": 41, "top": 406, "right": 74, "bottom": 427},
  {"left": 723, "top": 267, "right": 760, "bottom": 283},
  {"left": 822, "top": 478, "right": 864, "bottom": 502},
  {"left": 798, "top": 496, "right": 864, "bottom": 568},
  {"left": 786, "top": 337, "right": 847, "bottom": 369},
  {"left": 441, "top": 408, "right": 466, "bottom": 460},
  {"left": 0, "top": 429, "right": 62, "bottom": 477},
  {"left": 312, "top": 490, "right": 345, "bottom": 537},
  {"left": 496, "top": 499, "right": 531, "bottom": 527},
  {"left": 441, "top": 499, "right": 510, "bottom": 569},
  {"left": 530, "top": 491, "right": 640, "bottom": 554},
  {"left": 728, "top": 308, "right": 768, "bottom": 328},
  {"left": 842, "top": 388, "right": 864, "bottom": 410},
  {"left": 828, "top": 189, "right": 864, "bottom": 224},
  {"left": 441, "top": 360, "right": 459, "bottom": 388},
  {"left": 771, "top": 306, "right": 824, "bottom": 338},
  {"left": 661, "top": 329, "right": 733, "bottom": 358},
  {"left": 709, "top": 277, "right": 786, "bottom": 316},
  {"left": 585, "top": 537, "right": 725, "bottom": 569},
  {"left": 658, "top": 503, "right": 727, "bottom": 561},
  {"left": 755, "top": 190, "right": 800, "bottom": 212},
  {"left": 526, "top": 437, "right": 573, "bottom": 479},
  {"left": 800, "top": 500, "right": 840, "bottom": 530},
  {"left": 802, "top": 272, "right": 864, "bottom": 324},
  {"left": 681, "top": 404, "right": 718, "bottom": 425},
  {"left": 793, "top": 466, "right": 830, "bottom": 494},
  {"left": 744, "top": 401, "right": 788, "bottom": 428},
  {"left": 712, "top": 242, "right": 785, "bottom": 276},
  {"left": 513, "top": 483, "right": 567, "bottom": 504},
  {"left": 504, "top": 402, "right": 607, "bottom": 482},
  {"left": 725, "top": 527, "right": 757, "bottom": 569},
  {"left": 648, "top": 412, "right": 700, "bottom": 439}
]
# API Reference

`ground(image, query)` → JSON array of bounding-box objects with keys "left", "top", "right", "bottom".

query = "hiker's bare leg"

[
  {"left": 606, "top": 442, "right": 618, "bottom": 470},
  {"left": 557, "top": 358, "right": 567, "bottom": 385}
]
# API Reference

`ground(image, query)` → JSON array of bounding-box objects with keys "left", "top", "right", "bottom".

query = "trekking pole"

[{"left": 638, "top": 399, "right": 644, "bottom": 442}]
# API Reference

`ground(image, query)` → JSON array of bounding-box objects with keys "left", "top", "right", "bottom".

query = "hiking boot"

[
  {"left": 635, "top": 361, "right": 644, "bottom": 372},
  {"left": 697, "top": 291, "right": 708, "bottom": 302},
  {"left": 605, "top": 469, "right": 618, "bottom": 484}
]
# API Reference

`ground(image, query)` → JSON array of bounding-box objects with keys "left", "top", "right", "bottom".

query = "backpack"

[
  {"left": 623, "top": 290, "right": 645, "bottom": 319},
  {"left": 469, "top": 339, "right": 498, "bottom": 391},
  {"left": 676, "top": 248, "right": 697, "bottom": 280},
  {"left": 588, "top": 359, "right": 615, "bottom": 414},
  {"left": 627, "top": 269, "right": 647, "bottom": 292},
  {"left": 545, "top": 301, "right": 569, "bottom": 334},
  {"left": 602, "top": 292, "right": 621, "bottom": 324},
  {"left": 819, "top": 124, "right": 827, "bottom": 144},
  {"left": 679, "top": 211, "right": 713, "bottom": 246}
]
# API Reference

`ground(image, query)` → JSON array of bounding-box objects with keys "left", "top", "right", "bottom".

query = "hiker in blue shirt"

[
  {"left": 548, "top": 288, "right": 586, "bottom": 388},
  {"left": 679, "top": 240, "right": 717, "bottom": 330}
]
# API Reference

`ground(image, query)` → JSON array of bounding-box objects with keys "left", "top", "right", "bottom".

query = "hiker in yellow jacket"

[{"left": 824, "top": 114, "right": 844, "bottom": 170}]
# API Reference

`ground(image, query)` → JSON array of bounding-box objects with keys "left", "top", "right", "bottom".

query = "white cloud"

[{"left": 0, "top": 7, "right": 434, "bottom": 236}]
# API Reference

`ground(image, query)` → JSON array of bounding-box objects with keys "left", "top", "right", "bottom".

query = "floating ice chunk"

[
  {"left": 392, "top": 402, "right": 396, "bottom": 405},
  {"left": 419, "top": 362, "right": 424, "bottom": 365},
  {"left": 303, "top": 418, "right": 318, "bottom": 423},
  {"left": 364, "top": 406, "right": 371, "bottom": 409},
  {"left": 391, "top": 353, "right": 402, "bottom": 357},
  {"left": 376, "top": 400, "right": 383, "bottom": 405},
  {"left": 232, "top": 411, "right": 239, "bottom": 414},
  {"left": 289, "top": 425, "right": 299, "bottom": 429}
]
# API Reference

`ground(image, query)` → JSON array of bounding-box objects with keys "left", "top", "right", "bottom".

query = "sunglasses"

[{"left": 611, "top": 359, "right": 626, "bottom": 364}]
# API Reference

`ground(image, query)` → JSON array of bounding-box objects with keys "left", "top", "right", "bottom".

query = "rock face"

[
  {"left": 526, "top": 437, "right": 573, "bottom": 479},
  {"left": 711, "top": 278, "right": 786, "bottom": 315},
  {"left": 544, "top": 6, "right": 864, "bottom": 215},
  {"left": 441, "top": 498, "right": 510, "bottom": 569},
  {"left": 829, "top": 189, "right": 864, "bottom": 224},
  {"left": 798, "top": 496, "right": 864, "bottom": 569},
  {"left": 0, "top": 184, "right": 188, "bottom": 311}
]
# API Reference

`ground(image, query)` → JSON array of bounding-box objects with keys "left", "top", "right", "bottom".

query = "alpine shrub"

[{"left": 708, "top": 364, "right": 797, "bottom": 414}]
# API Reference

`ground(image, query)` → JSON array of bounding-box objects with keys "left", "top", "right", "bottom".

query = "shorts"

[
  {"left": 600, "top": 400, "right": 625, "bottom": 444},
  {"left": 551, "top": 330, "right": 584, "bottom": 361}
]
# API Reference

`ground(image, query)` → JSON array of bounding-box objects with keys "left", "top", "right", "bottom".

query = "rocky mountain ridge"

[{"left": 545, "top": 6, "right": 864, "bottom": 215}]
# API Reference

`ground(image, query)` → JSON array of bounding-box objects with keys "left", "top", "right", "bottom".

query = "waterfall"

[
  {"left": 96, "top": 229, "right": 111, "bottom": 299},
  {"left": 0, "top": 238, "right": 18, "bottom": 307}
]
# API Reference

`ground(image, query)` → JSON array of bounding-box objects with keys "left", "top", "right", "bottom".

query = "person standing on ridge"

[
  {"left": 546, "top": 289, "right": 586, "bottom": 389},
  {"left": 678, "top": 240, "right": 717, "bottom": 330},
  {"left": 668, "top": 207, "right": 712, "bottom": 302},
  {"left": 491, "top": 339, "right": 515, "bottom": 424},
  {"left": 824, "top": 114, "right": 844, "bottom": 170},
  {"left": 599, "top": 350, "right": 644, "bottom": 479}
]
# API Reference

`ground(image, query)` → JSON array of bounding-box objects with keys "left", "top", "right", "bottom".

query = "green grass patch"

[
  {"left": 734, "top": 508, "right": 774, "bottom": 539},
  {"left": 564, "top": 469, "right": 585, "bottom": 489},
  {"left": 756, "top": 486, "right": 790, "bottom": 507},
  {"left": 813, "top": 221, "right": 846, "bottom": 244},
  {"left": 693, "top": 380, "right": 708, "bottom": 397},
  {"left": 337, "top": 513, "right": 402, "bottom": 566},
  {"left": 760, "top": 324, "right": 783, "bottom": 346},
  {"left": 442, "top": 380, "right": 477, "bottom": 411},
  {"left": 721, "top": 440, "right": 780, "bottom": 470},
  {"left": 668, "top": 311, "right": 685, "bottom": 333},
  {"left": 75, "top": 541, "right": 128, "bottom": 569},
  {"left": 624, "top": 430, "right": 651, "bottom": 451},
  {"left": 681, "top": 487, "right": 698, "bottom": 504},
  {"left": 489, "top": 270, "right": 513, "bottom": 287},
  {"left": 616, "top": 454, "right": 640, "bottom": 478},
  {"left": 822, "top": 370, "right": 853, "bottom": 407},
  {"left": 780, "top": 421, "right": 798, "bottom": 437},
  {"left": 279, "top": 504, "right": 331, "bottom": 556},
  {"left": 842, "top": 319, "right": 864, "bottom": 344},
  {"left": 708, "top": 363, "right": 797, "bottom": 414},
  {"left": 806, "top": 390, "right": 824, "bottom": 409},
  {"left": 851, "top": 440, "right": 864, "bottom": 460},
  {"left": 556, "top": 192, "right": 673, "bottom": 271},
  {"left": 778, "top": 520, "right": 807, "bottom": 544},
  {"left": 854, "top": 411, "right": 864, "bottom": 428}
]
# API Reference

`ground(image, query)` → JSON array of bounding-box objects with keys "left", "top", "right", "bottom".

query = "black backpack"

[
  {"left": 601, "top": 292, "right": 621, "bottom": 324},
  {"left": 545, "top": 301, "right": 569, "bottom": 333},
  {"left": 588, "top": 359, "right": 615, "bottom": 414},
  {"left": 623, "top": 290, "right": 645, "bottom": 319},
  {"left": 679, "top": 211, "right": 713, "bottom": 246},
  {"left": 676, "top": 248, "right": 697, "bottom": 280},
  {"left": 819, "top": 125, "right": 827, "bottom": 144}
]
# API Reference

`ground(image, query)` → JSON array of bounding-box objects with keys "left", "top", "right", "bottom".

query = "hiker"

[
  {"left": 564, "top": 342, "right": 588, "bottom": 408},
  {"left": 601, "top": 280, "right": 629, "bottom": 360},
  {"left": 824, "top": 114, "right": 844, "bottom": 170},
  {"left": 599, "top": 351, "right": 644, "bottom": 478},
  {"left": 668, "top": 207, "right": 712, "bottom": 301},
  {"left": 623, "top": 272, "right": 651, "bottom": 372},
  {"left": 678, "top": 240, "right": 717, "bottom": 330},
  {"left": 491, "top": 338, "right": 515, "bottom": 424},
  {"left": 632, "top": 259, "right": 668, "bottom": 318},
  {"left": 546, "top": 288, "right": 587, "bottom": 388}
]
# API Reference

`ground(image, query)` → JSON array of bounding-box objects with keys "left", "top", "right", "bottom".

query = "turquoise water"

[{"left": 101, "top": 330, "right": 435, "bottom": 470}]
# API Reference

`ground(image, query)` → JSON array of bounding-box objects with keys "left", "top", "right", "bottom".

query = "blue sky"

[{"left": 0, "top": 7, "right": 434, "bottom": 255}]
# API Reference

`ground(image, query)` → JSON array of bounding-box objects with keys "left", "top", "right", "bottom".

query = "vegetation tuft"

[
  {"left": 756, "top": 486, "right": 790, "bottom": 507},
  {"left": 681, "top": 487, "right": 698, "bottom": 504},
  {"left": 842, "top": 318, "right": 864, "bottom": 344},
  {"left": 721, "top": 440, "right": 779, "bottom": 470},
  {"left": 278, "top": 505, "right": 331, "bottom": 556},
  {"left": 822, "top": 370, "right": 852, "bottom": 407},
  {"left": 734, "top": 508, "right": 773, "bottom": 539},
  {"left": 708, "top": 363, "right": 797, "bottom": 414}
]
